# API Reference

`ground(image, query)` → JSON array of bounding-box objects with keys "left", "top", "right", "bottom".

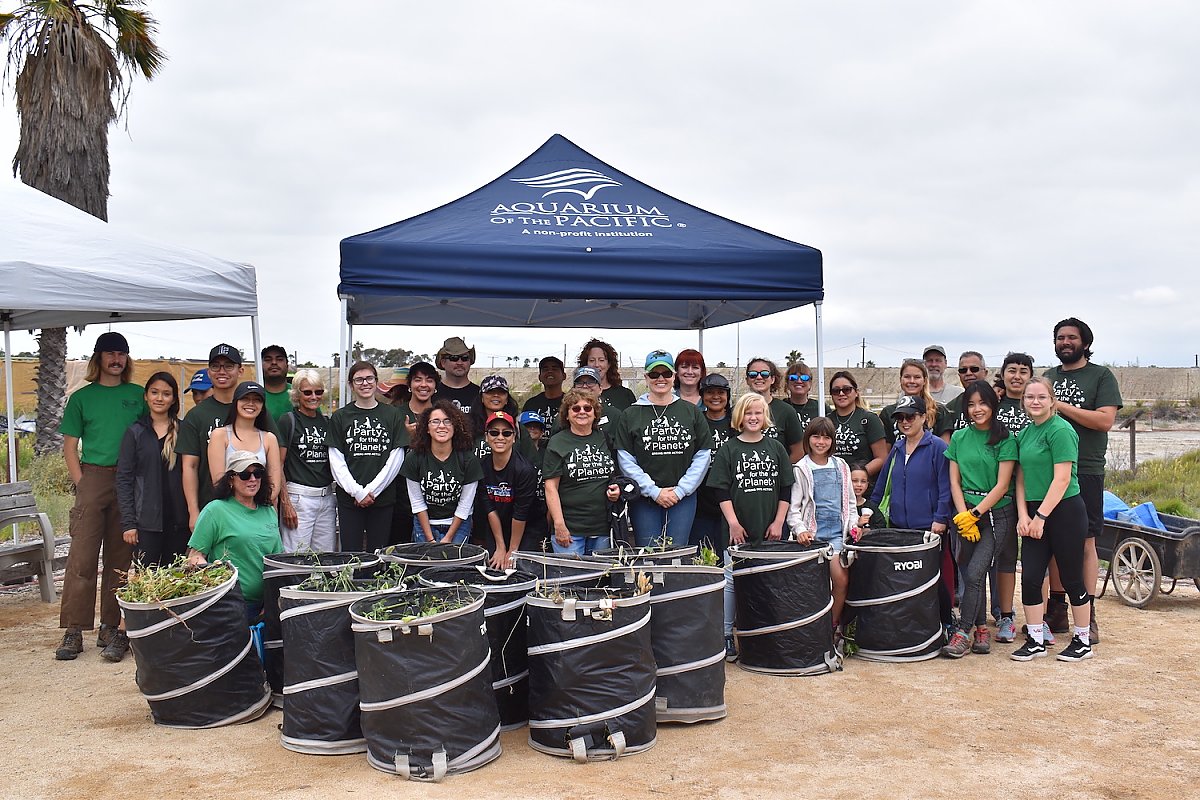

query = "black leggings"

[
  {"left": 1020, "top": 495, "right": 1089, "bottom": 608},
  {"left": 336, "top": 497, "right": 395, "bottom": 552},
  {"left": 136, "top": 524, "right": 190, "bottom": 567}
]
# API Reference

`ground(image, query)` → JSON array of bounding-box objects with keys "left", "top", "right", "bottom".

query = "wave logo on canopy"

[{"left": 510, "top": 169, "right": 623, "bottom": 200}]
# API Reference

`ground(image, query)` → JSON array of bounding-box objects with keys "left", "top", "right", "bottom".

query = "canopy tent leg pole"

[
  {"left": 250, "top": 315, "right": 263, "bottom": 388},
  {"left": 338, "top": 297, "right": 349, "bottom": 410},
  {"left": 4, "top": 318, "right": 15, "bottom": 483},
  {"left": 697, "top": 328, "right": 704, "bottom": 355},
  {"left": 814, "top": 301, "right": 825, "bottom": 410}
]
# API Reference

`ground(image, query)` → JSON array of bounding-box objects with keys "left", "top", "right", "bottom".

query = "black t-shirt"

[
  {"left": 478, "top": 451, "right": 538, "bottom": 550},
  {"left": 433, "top": 382, "right": 481, "bottom": 419},
  {"left": 522, "top": 391, "right": 565, "bottom": 433}
]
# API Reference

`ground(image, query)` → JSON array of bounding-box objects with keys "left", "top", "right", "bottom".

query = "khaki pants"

[{"left": 59, "top": 465, "right": 133, "bottom": 630}]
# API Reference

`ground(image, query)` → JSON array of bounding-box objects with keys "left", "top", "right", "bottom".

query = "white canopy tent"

[{"left": 0, "top": 177, "right": 261, "bottom": 479}]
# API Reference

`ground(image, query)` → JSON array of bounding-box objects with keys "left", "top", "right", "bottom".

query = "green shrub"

[{"left": 28, "top": 452, "right": 73, "bottom": 496}]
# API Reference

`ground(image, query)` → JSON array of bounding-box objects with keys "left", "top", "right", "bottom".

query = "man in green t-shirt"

[
  {"left": 1043, "top": 318, "right": 1121, "bottom": 640},
  {"left": 261, "top": 344, "right": 293, "bottom": 420},
  {"left": 56, "top": 332, "right": 147, "bottom": 662}
]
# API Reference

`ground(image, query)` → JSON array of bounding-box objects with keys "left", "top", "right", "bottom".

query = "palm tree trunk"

[{"left": 34, "top": 327, "right": 67, "bottom": 456}]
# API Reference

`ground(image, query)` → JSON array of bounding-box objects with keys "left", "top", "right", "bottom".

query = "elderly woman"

[
  {"left": 276, "top": 368, "right": 336, "bottom": 552},
  {"left": 187, "top": 450, "right": 284, "bottom": 623},
  {"left": 544, "top": 389, "right": 622, "bottom": 555}
]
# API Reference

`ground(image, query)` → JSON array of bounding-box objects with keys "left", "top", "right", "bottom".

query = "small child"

[{"left": 849, "top": 462, "right": 883, "bottom": 538}]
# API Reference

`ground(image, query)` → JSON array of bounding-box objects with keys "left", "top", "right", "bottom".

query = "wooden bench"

[{"left": 0, "top": 481, "right": 59, "bottom": 602}]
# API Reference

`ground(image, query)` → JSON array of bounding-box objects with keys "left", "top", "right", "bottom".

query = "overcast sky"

[{"left": 3, "top": 0, "right": 1198, "bottom": 372}]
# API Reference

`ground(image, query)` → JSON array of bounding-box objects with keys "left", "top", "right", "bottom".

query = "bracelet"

[{"left": 1035, "top": 510, "right": 1048, "bottom": 521}]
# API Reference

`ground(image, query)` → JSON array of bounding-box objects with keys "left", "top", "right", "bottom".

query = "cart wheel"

[
  {"left": 1111, "top": 537, "right": 1161, "bottom": 608},
  {"left": 1161, "top": 576, "right": 1178, "bottom": 595},
  {"left": 1195, "top": 578, "right": 1200, "bottom": 593}
]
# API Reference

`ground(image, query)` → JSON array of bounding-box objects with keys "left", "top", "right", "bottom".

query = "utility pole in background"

[{"left": 860, "top": 338, "right": 867, "bottom": 369}]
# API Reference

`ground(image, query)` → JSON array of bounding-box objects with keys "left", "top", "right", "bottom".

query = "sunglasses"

[
  {"left": 300, "top": 388, "right": 325, "bottom": 397},
  {"left": 485, "top": 428, "right": 515, "bottom": 438},
  {"left": 234, "top": 468, "right": 266, "bottom": 480},
  {"left": 646, "top": 371, "right": 673, "bottom": 380},
  {"left": 746, "top": 370, "right": 772, "bottom": 379},
  {"left": 787, "top": 374, "right": 812, "bottom": 383},
  {"left": 570, "top": 404, "right": 595, "bottom": 413},
  {"left": 830, "top": 385, "right": 855, "bottom": 395},
  {"left": 958, "top": 366, "right": 983, "bottom": 374},
  {"left": 444, "top": 354, "right": 471, "bottom": 362},
  {"left": 894, "top": 413, "right": 920, "bottom": 423}
]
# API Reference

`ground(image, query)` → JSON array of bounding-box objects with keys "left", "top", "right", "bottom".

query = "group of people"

[{"left": 53, "top": 318, "right": 1121, "bottom": 669}]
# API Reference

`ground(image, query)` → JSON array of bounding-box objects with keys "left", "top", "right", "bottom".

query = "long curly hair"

[
  {"left": 577, "top": 338, "right": 624, "bottom": 388},
  {"left": 412, "top": 399, "right": 472, "bottom": 453}
]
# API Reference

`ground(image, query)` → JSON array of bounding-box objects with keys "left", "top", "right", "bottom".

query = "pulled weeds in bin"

[
  {"left": 117, "top": 556, "right": 234, "bottom": 603},
  {"left": 359, "top": 589, "right": 473, "bottom": 623}
]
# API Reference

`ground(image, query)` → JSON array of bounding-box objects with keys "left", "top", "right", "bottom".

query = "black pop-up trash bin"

[
  {"left": 843, "top": 528, "right": 943, "bottom": 662},
  {"left": 377, "top": 541, "right": 487, "bottom": 571},
  {"left": 525, "top": 586, "right": 656, "bottom": 761},
  {"left": 511, "top": 551, "right": 613, "bottom": 588},
  {"left": 729, "top": 541, "right": 840, "bottom": 676},
  {"left": 120, "top": 566, "right": 271, "bottom": 728},
  {"left": 350, "top": 586, "right": 501, "bottom": 781},
  {"left": 418, "top": 566, "right": 539, "bottom": 731},
  {"left": 261, "top": 552, "right": 380, "bottom": 705},
  {"left": 611, "top": 561, "right": 726, "bottom": 722},
  {"left": 588, "top": 544, "right": 698, "bottom": 566}
]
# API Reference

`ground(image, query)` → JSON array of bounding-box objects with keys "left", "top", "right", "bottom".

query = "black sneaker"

[
  {"left": 1056, "top": 635, "right": 1093, "bottom": 662},
  {"left": 97, "top": 623, "right": 117, "bottom": 648},
  {"left": 1009, "top": 634, "right": 1048, "bottom": 662},
  {"left": 724, "top": 636, "right": 738, "bottom": 663},
  {"left": 55, "top": 628, "right": 84, "bottom": 661},
  {"left": 100, "top": 629, "right": 130, "bottom": 663}
]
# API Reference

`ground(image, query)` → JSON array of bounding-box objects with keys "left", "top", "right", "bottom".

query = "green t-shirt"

[
  {"left": 945, "top": 425, "right": 1017, "bottom": 508},
  {"left": 327, "top": 402, "right": 406, "bottom": 505},
  {"left": 187, "top": 498, "right": 282, "bottom": 603},
  {"left": 1044, "top": 362, "right": 1123, "bottom": 476},
  {"left": 763, "top": 398, "right": 803, "bottom": 452},
  {"left": 705, "top": 414, "right": 733, "bottom": 454},
  {"left": 705, "top": 436, "right": 795, "bottom": 545},
  {"left": 399, "top": 449, "right": 484, "bottom": 520},
  {"left": 615, "top": 400, "right": 714, "bottom": 488},
  {"left": 276, "top": 410, "right": 332, "bottom": 488},
  {"left": 997, "top": 396, "right": 1033, "bottom": 436},
  {"left": 59, "top": 381, "right": 147, "bottom": 466},
  {"left": 600, "top": 385, "right": 636, "bottom": 411},
  {"left": 788, "top": 398, "right": 822, "bottom": 432},
  {"left": 879, "top": 398, "right": 952, "bottom": 444},
  {"left": 550, "top": 403, "right": 622, "bottom": 445},
  {"left": 265, "top": 387, "right": 292, "bottom": 421},
  {"left": 1017, "top": 414, "right": 1080, "bottom": 503},
  {"left": 827, "top": 407, "right": 886, "bottom": 465},
  {"left": 176, "top": 396, "right": 278, "bottom": 509},
  {"left": 542, "top": 429, "right": 616, "bottom": 538}
]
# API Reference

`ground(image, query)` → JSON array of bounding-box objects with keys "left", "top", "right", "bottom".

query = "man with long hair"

[{"left": 55, "top": 332, "right": 146, "bottom": 661}]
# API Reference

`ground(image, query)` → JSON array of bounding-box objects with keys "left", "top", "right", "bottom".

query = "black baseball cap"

[
  {"left": 208, "top": 343, "right": 243, "bottom": 365},
  {"left": 233, "top": 381, "right": 266, "bottom": 401},
  {"left": 94, "top": 332, "right": 129, "bottom": 354}
]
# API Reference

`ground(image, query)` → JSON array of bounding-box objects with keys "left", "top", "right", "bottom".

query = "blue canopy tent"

[{"left": 337, "top": 134, "right": 825, "bottom": 401}]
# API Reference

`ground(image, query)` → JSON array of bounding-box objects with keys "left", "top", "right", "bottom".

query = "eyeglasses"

[
  {"left": 208, "top": 362, "right": 239, "bottom": 373},
  {"left": 830, "top": 385, "right": 855, "bottom": 395},
  {"left": 746, "top": 370, "right": 772, "bottom": 379},
  {"left": 570, "top": 404, "right": 594, "bottom": 414},
  {"left": 787, "top": 374, "right": 812, "bottom": 383},
  {"left": 444, "top": 354, "right": 470, "bottom": 363},
  {"left": 486, "top": 428, "right": 515, "bottom": 438},
  {"left": 429, "top": 418, "right": 454, "bottom": 427},
  {"left": 300, "top": 388, "right": 325, "bottom": 397},
  {"left": 958, "top": 366, "right": 983, "bottom": 374},
  {"left": 647, "top": 371, "right": 673, "bottom": 380},
  {"left": 234, "top": 468, "right": 265, "bottom": 480},
  {"left": 351, "top": 376, "right": 377, "bottom": 385}
]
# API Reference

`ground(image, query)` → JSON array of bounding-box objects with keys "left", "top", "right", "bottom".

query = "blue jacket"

[{"left": 870, "top": 430, "right": 952, "bottom": 529}]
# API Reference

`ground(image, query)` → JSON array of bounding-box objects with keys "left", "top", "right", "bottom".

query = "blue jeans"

[
  {"left": 412, "top": 515, "right": 472, "bottom": 544},
  {"left": 552, "top": 534, "right": 610, "bottom": 556},
  {"left": 630, "top": 493, "right": 698, "bottom": 547}
]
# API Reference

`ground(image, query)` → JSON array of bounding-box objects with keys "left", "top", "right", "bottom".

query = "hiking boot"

[
  {"left": 1009, "top": 634, "right": 1048, "bottom": 662},
  {"left": 55, "top": 628, "right": 84, "bottom": 661},
  {"left": 942, "top": 629, "right": 971, "bottom": 659},
  {"left": 1056, "top": 635, "right": 1093, "bottom": 662},
  {"left": 100, "top": 629, "right": 130, "bottom": 663},
  {"left": 996, "top": 615, "right": 1016, "bottom": 643},
  {"left": 971, "top": 626, "right": 991, "bottom": 655},
  {"left": 1045, "top": 598, "right": 1070, "bottom": 633},
  {"left": 724, "top": 635, "right": 738, "bottom": 663},
  {"left": 97, "top": 623, "right": 117, "bottom": 648}
]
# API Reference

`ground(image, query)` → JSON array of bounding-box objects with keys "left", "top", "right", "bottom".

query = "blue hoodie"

[{"left": 870, "top": 430, "right": 952, "bottom": 529}]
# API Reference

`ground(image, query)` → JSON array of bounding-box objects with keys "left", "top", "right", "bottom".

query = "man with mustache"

[{"left": 1043, "top": 317, "right": 1122, "bottom": 643}]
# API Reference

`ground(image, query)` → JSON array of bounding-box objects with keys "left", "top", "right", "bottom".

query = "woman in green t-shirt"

[
  {"left": 744, "top": 356, "right": 804, "bottom": 462},
  {"left": 543, "top": 389, "right": 621, "bottom": 555},
  {"left": 578, "top": 338, "right": 637, "bottom": 411},
  {"left": 400, "top": 400, "right": 483, "bottom": 545},
  {"left": 1011, "top": 377, "right": 1092, "bottom": 663},
  {"left": 826, "top": 371, "right": 888, "bottom": 481},
  {"left": 943, "top": 381, "right": 1018, "bottom": 657}
]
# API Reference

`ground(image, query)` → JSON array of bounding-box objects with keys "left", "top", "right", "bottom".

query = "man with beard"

[
  {"left": 924, "top": 345, "right": 963, "bottom": 404},
  {"left": 1044, "top": 318, "right": 1122, "bottom": 642},
  {"left": 433, "top": 336, "right": 480, "bottom": 420},
  {"left": 261, "top": 345, "right": 293, "bottom": 419}
]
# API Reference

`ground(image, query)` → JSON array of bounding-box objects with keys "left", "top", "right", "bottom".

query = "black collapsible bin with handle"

[
  {"left": 729, "top": 541, "right": 840, "bottom": 676},
  {"left": 525, "top": 586, "right": 656, "bottom": 761},
  {"left": 611, "top": 561, "right": 726, "bottom": 722},
  {"left": 350, "top": 585, "right": 501, "bottom": 781},
  {"left": 418, "top": 566, "right": 539, "bottom": 731},
  {"left": 120, "top": 566, "right": 271, "bottom": 728},
  {"left": 377, "top": 541, "right": 487, "bottom": 571},
  {"left": 511, "top": 551, "right": 613, "bottom": 588},
  {"left": 588, "top": 543, "right": 698, "bottom": 566},
  {"left": 843, "top": 528, "right": 943, "bottom": 662}
]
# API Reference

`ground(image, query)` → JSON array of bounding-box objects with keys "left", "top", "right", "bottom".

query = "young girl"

[
  {"left": 942, "top": 381, "right": 1018, "bottom": 658},
  {"left": 849, "top": 462, "right": 881, "bottom": 534},
  {"left": 787, "top": 418, "right": 855, "bottom": 641}
]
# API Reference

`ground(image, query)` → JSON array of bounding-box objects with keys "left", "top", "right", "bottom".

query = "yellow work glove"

[{"left": 953, "top": 510, "right": 981, "bottom": 542}]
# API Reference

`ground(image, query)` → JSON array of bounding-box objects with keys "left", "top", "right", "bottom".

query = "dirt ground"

[{"left": 2, "top": 576, "right": 1198, "bottom": 800}]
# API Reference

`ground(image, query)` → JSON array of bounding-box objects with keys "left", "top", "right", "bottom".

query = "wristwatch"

[{"left": 969, "top": 507, "right": 982, "bottom": 519}]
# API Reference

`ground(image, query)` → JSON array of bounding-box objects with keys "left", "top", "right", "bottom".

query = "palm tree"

[{"left": 1, "top": 1, "right": 164, "bottom": 454}]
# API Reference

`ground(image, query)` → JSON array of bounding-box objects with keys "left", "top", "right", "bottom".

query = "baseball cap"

[
  {"left": 922, "top": 345, "right": 947, "bottom": 358},
  {"left": 481, "top": 375, "right": 509, "bottom": 394},
  {"left": 261, "top": 344, "right": 287, "bottom": 359},
  {"left": 209, "top": 343, "right": 243, "bottom": 365},
  {"left": 93, "top": 331, "right": 129, "bottom": 354},
  {"left": 226, "top": 450, "right": 265, "bottom": 474},
  {"left": 573, "top": 366, "right": 602, "bottom": 385},
  {"left": 699, "top": 373, "right": 731, "bottom": 393},
  {"left": 233, "top": 381, "right": 266, "bottom": 401},
  {"left": 485, "top": 411, "right": 516, "bottom": 429},
  {"left": 645, "top": 350, "right": 675, "bottom": 372},
  {"left": 518, "top": 410, "right": 546, "bottom": 428},
  {"left": 894, "top": 394, "right": 927, "bottom": 416},
  {"left": 538, "top": 356, "right": 565, "bottom": 371},
  {"left": 184, "top": 369, "right": 213, "bottom": 393}
]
